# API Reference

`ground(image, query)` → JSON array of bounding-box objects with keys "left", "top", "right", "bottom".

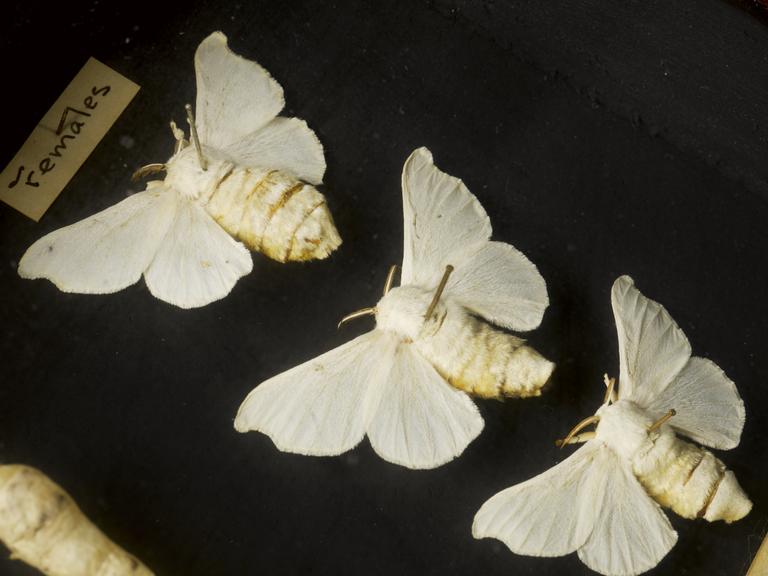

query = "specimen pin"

[
  {"left": 383, "top": 264, "right": 399, "bottom": 296},
  {"left": 185, "top": 103, "right": 207, "bottom": 170},
  {"left": 424, "top": 265, "right": 454, "bottom": 319},
  {"left": 648, "top": 409, "right": 676, "bottom": 433}
]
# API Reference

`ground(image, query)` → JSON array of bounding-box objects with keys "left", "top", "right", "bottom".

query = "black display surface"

[{"left": 2, "top": 1, "right": 767, "bottom": 574}]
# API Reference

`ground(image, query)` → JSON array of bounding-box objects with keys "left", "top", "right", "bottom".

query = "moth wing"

[
  {"left": 143, "top": 198, "right": 252, "bottom": 309},
  {"left": 365, "top": 344, "right": 484, "bottom": 469},
  {"left": 646, "top": 357, "right": 745, "bottom": 449},
  {"left": 222, "top": 117, "right": 326, "bottom": 185},
  {"left": 234, "top": 331, "right": 398, "bottom": 456},
  {"left": 472, "top": 442, "right": 601, "bottom": 557},
  {"left": 612, "top": 275, "right": 691, "bottom": 407},
  {"left": 400, "top": 147, "right": 491, "bottom": 287},
  {"left": 195, "top": 31, "right": 284, "bottom": 149},
  {"left": 578, "top": 447, "right": 677, "bottom": 576},
  {"left": 18, "top": 185, "right": 177, "bottom": 294},
  {"left": 445, "top": 241, "right": 549, "bottom": 331}
]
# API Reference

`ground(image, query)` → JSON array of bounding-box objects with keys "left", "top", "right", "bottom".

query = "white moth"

[
  {"left": 234, "top": 147, "right": 554, "bottom": 469},
  {"left": 473, "top": 275, "right": 751, "bottom": 576},
  {"left": 18, "top": 31, "right": 341, "bottom": 309}
]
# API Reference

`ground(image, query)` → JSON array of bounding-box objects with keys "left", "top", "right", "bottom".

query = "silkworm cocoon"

[{"left": 0, "top": 465, "right": 153, "bottom": 576}]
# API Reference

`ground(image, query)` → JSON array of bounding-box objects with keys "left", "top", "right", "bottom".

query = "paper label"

[{"left": 0, "top": 58, "right": 140, "bottom": 221}]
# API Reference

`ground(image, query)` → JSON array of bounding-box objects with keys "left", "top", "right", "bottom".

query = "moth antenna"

[
  {"left": 648, "top": 409, "right": 676, "bottom": 433},
  {"left": 555, "top": 431, "right": 596, "bottom": 447},
  {"left": 131, "top": 163, "right": 166, "bottom": 182},
  {"left": 556, "top": 415, "right": 600, "bottom": 449},
  {"left": 424, "top": 265, "right": 454, "bottom": 319},
  {"left": 185, "top": 103, "right": 207, "bottom": 170},
  {"left": 383, "top": 265, "right": 399, "bottom": 296},
  {"left": 169, "top": 120, "right": 187, "bottom": 154},
  {"left": 603, "top": 374, "right": 617, "bottom": 404},
  {"left": 337, "top": 307, "right": 376, "bottom": 329}
]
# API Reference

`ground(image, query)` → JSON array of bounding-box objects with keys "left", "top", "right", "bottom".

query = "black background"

[{"left": 2, "top": 1, "right": 768, "bottom": 575}]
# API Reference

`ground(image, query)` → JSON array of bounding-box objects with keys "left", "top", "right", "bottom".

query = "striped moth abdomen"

[
  {"left": 633, "top": 428, "right": 752, "bottom": 523},
  {"left": 375, "top": 285, "right": 554, "bottom": 400},
  {"left": 415, "top": 301, "right": 554, "bottom": 399},
  {"left": 165, "top": 146, "right": 341, "bottom": 263}
]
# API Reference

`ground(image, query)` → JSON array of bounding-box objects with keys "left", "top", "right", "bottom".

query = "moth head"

[
  {"left": 556, "top": 374, "right": 676, "bottom": 452},
  {"left": 129, "top": 118, "right": 194, "bottom": 183},
  {"left": 164, "top": 146, "right": 228, "bottom": 200},
  {"left": 554, "top": 374, "right": 618, "bottom": 448},
  {"left": 337, "top": 265, "right": 454, "bottom": 341}
]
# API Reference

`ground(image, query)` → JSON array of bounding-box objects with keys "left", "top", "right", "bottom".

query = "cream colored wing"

[
  {"left": 222, "top": 117, "right": 326, "bottom": 185},
  {"left": 473, "top": 442, "right": 601, "bottom": 557},
  {"left": 400, "top": 147, "right": 491, "bottom": 287},
  {"left": 646, "top": 357, "right": 745, "bottom": 450},
  {"left": 445, "top": 241, "right": 548, "bottom": 331},
  {"left": 578, "top": 447, "right": 677, "bottom": 576},
  {"left": 400, "top": 147, "right": 548, "bottom": 331},
  {"left": 365, "top": 343, "right": 484, "bottom": 469},
  {"left": 194, "top": 31, "right": 284, "bottom": 149},
  {"left": 475, "top": 442, "right": 677, "bottom": 576},
  {"left": 18, "top": 186, "right": 177, "bottom": 294},
  {"left": 234, "top": 331, "right": 398, "bottom": 456},
  {"left": 612, "top": 275, "right": 744, "bottom": 450},
  {"left": 143, "top": 198, "right": 252, "bottom": 309},
  {"left": 611, "top": 275, "right": 691, "bottom": 407}
]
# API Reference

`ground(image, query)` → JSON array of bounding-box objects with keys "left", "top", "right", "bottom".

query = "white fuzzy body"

[
  {"left": 375, "top": 286, "right": 553, "bottom": 398},
  {"left": 165, "top": 146, "right": 341, "bottom": 262},
  {"left": 596, "top": 400, "right": 751, "bottom": 523},
  {"left": 0, "top": 465, "right": 152, "bottom": 576}
]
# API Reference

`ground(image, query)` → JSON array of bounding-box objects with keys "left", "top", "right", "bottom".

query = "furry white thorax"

[
  {"left": 375, "top": 285, "right": 446, "bottom": 341},
  {"left": 164, "top": 145, "right": 234, "bottom": 200},
  {"left": 595, "top": 399, "right": 661, "bottom": 460}
]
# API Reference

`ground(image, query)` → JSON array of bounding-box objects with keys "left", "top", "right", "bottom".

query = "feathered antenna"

[
  {"left": 383, "top": 265, "right": 399, "bottom": 296},
  {"left": 337, "top": 307, "right": 376, "bottom": 329},
  {"left": 603, "top": 374, "right": 617, "bottom": 404},
  {"left": 555, "top": 415, "right": 600, "bottom": 448}
]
